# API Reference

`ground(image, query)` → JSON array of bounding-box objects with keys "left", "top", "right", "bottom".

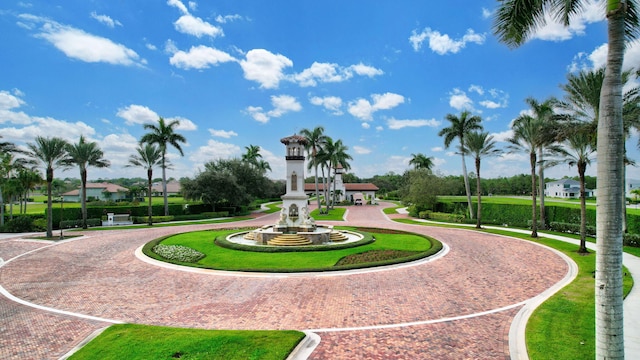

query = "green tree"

[
  {"left": 16, "top": 168, "right": 42, "bottom": 214},
  {"left": 26, "top": 136, "right": 69, "bottom": 238},
  {"left": 523, "top": 97, "right": 561, "bottom": 229},
  {"left": 562, "top": 127, "right": 596, "bottom": 253},
  {"left": 409, "top": 153, "right": 435, "bottom": 171},
  {"left": 300, "top": 127, "right": 328, "bottom": 213},
  {"left": 560, "top": 68, "right": 640, "bottom": 232},
  {"left": 140, "top": 117, "right": 187, "bottom": 216},
  {"left": 508, "top": 115, "right": 544, "bottom": 237},
  {"left": 126, "top": 144, "right": 163, "bottom": 226},
  {"left": 464, "top": 131, "right": 501, "bottom": 229},
  {"left": 438, "top": 110, "right": 483, "bottom": 219},
  {"left": 494, "top": 2, "right": 639, "bottom": 356},
  {"left": 320, "top": 137, "right": 352, "bottom": 208},
  {"left": 63, "top": 135, "right": 110, "bottom": 229}
]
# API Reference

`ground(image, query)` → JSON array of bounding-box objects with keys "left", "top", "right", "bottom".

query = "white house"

[
  {"left": 626, "top": 180, "right": 640, "bottom": 199},
  {"left": 304, "top": 165, "right": 379, "bottom": 204},
  {"left": 62, "top": 182, "right": 129, "bottom": 202},
  {"left": 544, "top": 179, "right": 594, "bottom": 199}
]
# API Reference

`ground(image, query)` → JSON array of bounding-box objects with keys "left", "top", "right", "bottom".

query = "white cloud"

[
  {"left": 0, "top": 90, "right": 25, "bottom": 110},
  {"left": 167, "top": 0, "right": 189, "bottom": 15},
  {"left": 167, "top": 116, "right": 197, "bottom": 131},
  {"left": 1, "top": 117, "right": 96, "bottom": 144},
  {"left": 209, "top": 129, "right": 238, "bottom": 138},
  {"left": 387, "top": 118, "right": 440, "bottom": 130},
  {"left": 361, "top": 122, "right": 371, "bottom": 129},
  {"left": 468, "top": 84, "right": 484, "bottom": 95},
  {"left": 491, "top": 129, "right": 514, "bottom": 143},
  {"left": 90, "top": 12, "right": 122, "bottom": 28},
  {"left": 482, "top": 8, "right": 492, "bottom": 19},
  {"left": 294, "top": 62, "right": 348, "bottom": 87},
  {"left": 353, "top": 145, "right": 372, "bottom": 155},
  {"left": 188, "top": 1, "right": 197, "bottom": 11},
  {"left": 169, "top": 45, "right": 236, "bottom": 69},
  {"left": 19, "top": 14, "right": 143, "bottom": 66},
  {"left": 348, "top": 92, "right": 405, "bottom": 121},
  {"left": 410, "top": 27, "right": 485, "bottom": 54},
  {"left": 215, "top": 14, "right": 244, "bottom": 23},
  {"left": 268, "top": 95, "right": 302, "bottom": 117},
  {"left": 246, "top": 95, "right": 301, "bottom": 123},
  {"left": 431, "top": 146, "right": 443, "bottom": 152},
  {"left": 449, "top": 88, "right": 473, "bottom": 110},
  {"left": 292, "top": 62, "right": 383, "bottom": 87},
  {"left": 479, "top": 100, "right": 502, "bottom": 109},
  {"left": 349, "top": 63, "right": 384, "bottom": 77},
  {"left": 309, "top": 95, "right": 343, "bottom": 115},
  {"left": 530, "top": 1, "right": 605, "bottom": 42},
  {"left": 189, "top": 139, "right": 242, "bottom": 165},
  {"left": 117, "top": 104, "right": 158, "bottom": 125},
  {"left": 240, "top": 49, "right": 293, "bottom": 89},
  {"left": 174, "top": 14, "right": 223, "bottom": 38},
  {"left": 164, "top": 39, "right": 179, "bottom": 54}
]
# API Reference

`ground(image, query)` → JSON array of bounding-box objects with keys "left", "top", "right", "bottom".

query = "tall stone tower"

[{"left": 279, "top": 135, "right": 312, "bottom": 229}]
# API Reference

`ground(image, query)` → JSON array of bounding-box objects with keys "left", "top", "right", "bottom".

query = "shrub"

[
  {"left": 152, "top": 244, "right": 205, "bottom": 263},
  {"left": 623, "top": 234, "right": 640, "bottom": 247},
  {"left": 3, "top": 216, "right": 35, "bottom": 232}
]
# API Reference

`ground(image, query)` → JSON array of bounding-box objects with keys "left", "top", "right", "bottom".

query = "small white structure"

[
  {"left": 544, "top": 179, "right": 594, "bottom": 199},
  {"left": 304, "top": 164, "right": 379, "bottom": 204},
  {"left": 62, "top": 182, "right": 129, "bottom": 202},
  {"left": 626, "top": 179, "right": 640, "bottom": 199}
]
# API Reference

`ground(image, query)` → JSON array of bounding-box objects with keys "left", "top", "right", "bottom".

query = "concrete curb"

[{"left": 286, "top": 331, "right": 321, "bottom": 360}]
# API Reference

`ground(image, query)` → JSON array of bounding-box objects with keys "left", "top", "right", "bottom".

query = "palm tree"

[
  {"left": 409, "top": 153, "right": 435, "bottom": 171},
  {"left": 523, "top": 97, "right": 560, "bottom": 230},
  {"left": 464, "top": 131, "right": 501, "bottom": 229},
  {"left": 300, "top": 126, "right": 328, "bottom": 213},
  {"left": 63, "top": 136, "right": 110, "bottom": 229},
  {"left": 494, "top": 2, "right": 639, "bottom": 356},
  {"left": 242, "top": 145, "right": 262, "bottom": 165},
  {"left": 140, "top": 117, "right": 186, "bottom": 216},
  {"left": 438, "top": 110, "right": 483, "bottom": 219},
  {"left": 326, "top": 139, "right": 352, "bottom": 208},
  {"left": 127, "top": 144, "right": 163, "bottom": 226},
  {"left": 560, "top": 68, "right": 640, "bottom": 233},
  {"left": 508, "top": 115, "right": 543, "bottom": 237},
  {"left": 16, "top": 168, "right": 42, "bottom": 214},
  {"left": 562, "top": 127, "right": 596, "bottom": 253},
  {"left": 26, "top": 136, "right": 69, "bottom": 238}
]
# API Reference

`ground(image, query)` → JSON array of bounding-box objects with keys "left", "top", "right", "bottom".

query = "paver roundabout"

[{"left": 0, "top": 202, "right": 571, "bottom": 359}]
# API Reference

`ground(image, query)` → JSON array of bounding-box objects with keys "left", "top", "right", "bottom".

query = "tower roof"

[{"left": 280, "top": 134, "right": 308, "bottom": 146}]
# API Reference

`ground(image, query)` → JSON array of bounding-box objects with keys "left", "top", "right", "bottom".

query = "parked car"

[{"left": 354, "top": 199, "right": 363, "bottom": 205}]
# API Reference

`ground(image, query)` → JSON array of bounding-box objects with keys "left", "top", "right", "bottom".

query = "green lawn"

[
  {"left": 68, "top": 324, "right": 305, "bottom": 360},
  {"left": 310, "top": 207, "right": 346, "bottom": 221},
  {"left": 153, "top": 228, "right": 434, "bottom": 271}
]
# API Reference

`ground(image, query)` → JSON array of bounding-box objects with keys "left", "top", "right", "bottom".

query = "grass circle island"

[{"left": 142, "top": 227, "right": 443, "bottom": 273}]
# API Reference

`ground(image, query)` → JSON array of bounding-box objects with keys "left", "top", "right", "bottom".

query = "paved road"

[{"left": 0, "top": 203, "right": 569, "bottom": 359}]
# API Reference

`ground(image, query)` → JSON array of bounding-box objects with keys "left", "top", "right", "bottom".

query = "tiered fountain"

[{"left": 241, "top": 134, "right": 351, "bottom": 246}]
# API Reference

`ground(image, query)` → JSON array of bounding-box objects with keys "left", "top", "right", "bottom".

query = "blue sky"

[{"left": 1, "top": 0, "right": 639, "bottom": 182}]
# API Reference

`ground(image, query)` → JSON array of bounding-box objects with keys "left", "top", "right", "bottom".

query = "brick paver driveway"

[{"left": 0, "top": 203, "right": 568, "bottom": 359}]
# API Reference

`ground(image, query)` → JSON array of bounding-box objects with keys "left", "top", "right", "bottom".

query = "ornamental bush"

[{"left": 152, "top": 244, "right": 205, "bottom": 263}]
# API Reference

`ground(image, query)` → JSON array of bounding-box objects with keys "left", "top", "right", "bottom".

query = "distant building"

[
  {"left": 627, "top": 180, "right": 640, "bottom": 199},
  {"left": 544, "top": 179, "right": 594, "bottom": 199},
  {"left": 304, "top": 165, "right": 379, "bottom": 204},
  {"left": 151, "top": 180, "right": 182, "bottom": 196},
  {"left": 62, "top": 182, "right": 129, "bottom": 202}
]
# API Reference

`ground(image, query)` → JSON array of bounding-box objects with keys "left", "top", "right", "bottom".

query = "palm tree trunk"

[
  {"left": 530, "top": 152, "right": 538, "bottom": 238},
  {"left": 578, "top": 163, "right": 588, "bottom": 253},
  {"left": 595, "top": 5, "right": 625, "bottom": 358},
  {"left": 460, "top": 153, "right": 474, "bottom": 219},
  {"left": 475, "top": 157, "right": 482, "bottom": 229},
  {"left": 162, "top": 160, "right": 169, "bottom": 216},
  {"left": 81, "top": 169, "right": 88, "bottom": 229},
  {"left": 0, "top": 187, "right": 4, "bottom": 227},
  {"left": 147, "top": 168, "right": 153, "bottom": 226},
  {"left": 538, "top": 148, "right": 546, "bottom": 230},
  {"left": 46, "top": 168, "right": 53, "bottom": 238},
  {"left": 314, "top": 164, "right": 322, "bottom": 213}
]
